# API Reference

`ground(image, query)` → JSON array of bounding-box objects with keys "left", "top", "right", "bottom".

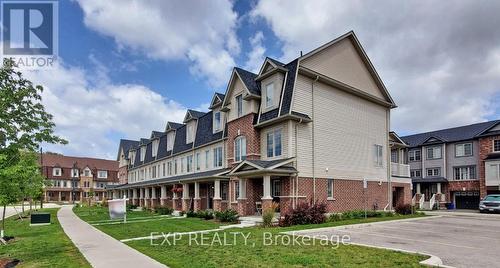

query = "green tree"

[{"left": 0, "top": 59, "right": 67, "bottom": 237}]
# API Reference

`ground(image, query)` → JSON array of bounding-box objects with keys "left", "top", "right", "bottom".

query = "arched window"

[{"left": 234, "top": 136, "right": 247, "bottom": 162}]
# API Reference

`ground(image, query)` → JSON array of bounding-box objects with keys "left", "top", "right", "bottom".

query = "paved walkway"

[{"left": 57, "top": 205, "right": 167, "bottom": 268}]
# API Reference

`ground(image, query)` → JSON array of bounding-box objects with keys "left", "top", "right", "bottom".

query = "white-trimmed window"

[
  {"left": 152, "top": 139, "right": 159, "bottom": 157},
  {"left": 409, "top": 150, "right": 421, "bottom": 161},
  {"left": 494, "top": 140, "right": 500, "bottom": 152},
  {"left": 187, "top": 155, "right": 193, "bottom": 172},
  {"left": 152, "top": 166, "right": 157, "bottom": 178},
  {"left": 84, "top": 168, "right": 91, "bottom": 177},
  {"left": 455, "top": 143, "right": 473, "bottom": 157},
  {"left": 234, "top": 181, "right": 239, "bottom": 201},
  {"left": 53, "top": 168, "right": 61, "bottom": 176},
  {"left": 205, "top": 150, "right": 210, "bottom": 169},
  {"left": 272, "top": 179, "right": 281, "bottom": 196},
  {"left": 236, "top": 94, "right": 243, "bottom": 117},
  {"left": 454, "top": 166, "right": 476, "bottom": 180},
  {"left": 174, "top": 159, "right": 178, "bottom": 174},
  {"left": 426, "top": 168, "right": 440, "bottom": 177},
  {"left": 234, "top": 136, "right": 247, "bottom": 162},
  {"left": 186, "top": 123, "right": 195, "bottom": 143},
  {"left": 140, "top": 146, "right": 146, "bottom": 161},
  {"left": 167, "top": 161, "right": 172, "bottom": 176},
  {"left": 374, "top": 144, "right": 383, "bottom": 167},
  {"left": 427, "top": 146, "right": 442, "bottom": 159},
  {"left": 196, "top": 152, "right": 201, "bottom": 171},
  {"left": 162, "top": 163, "right": 166, "bottom": 176},
  {"left": 181, "top": 157, "right": 185, "bottom": 173},
  {"left": 213, "top": 111, "right": 222, "bottom": 132},
  {"left": 98, "top": 170, "right": 107, "bottom": 179},
  {"left": 327, "top": 179, "right": 334, "bottom": 198},
  {"left": 410, "top": 170, "right": 422, "bottom": 178},
  {"left": 265, "top": 82, "right": 274, "bottom": 108},
  {"left": 266, "top": 129, "right": 282, "bottom": 158},
  {"left": 71, "top": 169, "right": 79, "bottom": 177},
  {"left": 213, "top": 147, "right": 223, "bottom": 167}
]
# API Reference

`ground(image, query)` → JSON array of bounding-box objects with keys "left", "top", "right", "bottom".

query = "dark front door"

[
  {"left": 207, "top": 183, "right": 214, "bottom": 209},
  {"left": 455, "top": 192, "right": 480, "bottom": 209}
]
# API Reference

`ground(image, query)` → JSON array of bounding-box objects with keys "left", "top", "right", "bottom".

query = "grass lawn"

[
  {"left": 125, "top": 214, "right": 427, "bottom": 268},
  {"left": 0, "top": 208, "right": 90, "bottom": 268},
  {"left": 73, "top": 205, "right": 159, "bottom": 222}
]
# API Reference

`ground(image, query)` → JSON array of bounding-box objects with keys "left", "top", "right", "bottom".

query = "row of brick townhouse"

[
  {"left": 400, "top": 120, "right": 500, "bottom": 210},
  {"left": 108, "top": 31, "right": 413, "bottom": 216},
  {"left": 41, "top": 153, "right": 119, "bottom": 202}
]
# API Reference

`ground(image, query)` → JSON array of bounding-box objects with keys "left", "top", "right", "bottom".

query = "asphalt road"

[{"left": 291, "top": 214, "right": 500, "bottom": 268}]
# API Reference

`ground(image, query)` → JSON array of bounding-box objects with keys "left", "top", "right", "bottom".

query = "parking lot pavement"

[{"left": 290, "top": 215, "right": 500, "bottom": 268}]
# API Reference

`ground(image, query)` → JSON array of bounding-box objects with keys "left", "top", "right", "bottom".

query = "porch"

[{"left": 412, "top": 177, "right": 447, "bottom": 210}]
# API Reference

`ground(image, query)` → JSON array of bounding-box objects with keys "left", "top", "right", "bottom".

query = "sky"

[{"left": 18, "top": 0, "right": 500, "bottom": 159}]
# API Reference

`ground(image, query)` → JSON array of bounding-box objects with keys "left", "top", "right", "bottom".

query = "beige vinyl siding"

[
  {"left": 293, "top": 75, "right": 313, "bottom": 116},
  {"left": 260, "top": 122, "right": 290, "bottom": 160},
  {"left": 294, "top": 74, "right": 388, "bottom": 180},
  {"left": 301, "top": 38, "right": 385, "bottom": 100},
  {"left": 226, "top": 78, "right": 259, "bottom": 122}
]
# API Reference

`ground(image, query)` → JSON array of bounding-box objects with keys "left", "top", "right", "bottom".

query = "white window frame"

[
  {"left": 97, "top": 170, "right": 107, "bottom": 179},
  {"left": 455, "top": 143, "right": 473, "bottom": 157},
  {"left": 266, "top": 129, "right": 282, "bottom": 158},
  {"left": 454, "top": 166, "right": 476, "bottom": 180},
  {"left": 84, "top": 168, "right": 91, "bottom": 177},
  {"left": 187, "top": 155, "right": 193, "bottom": 172},
  {"left": 140, "top": 146, "right": 146, "bottom": 161},
  {"left": 236, "top": 94, "right": 243, "bottom": 117},
  {"left": 71, "top": 169, "right": 79, "bottom": 177},
  {"left": 213, "top": 147, "right": 223, "bottom": 168},
  {"left": 410, "top": 169, "right": 422, "bottom": 178},
  {"left": 213, "top": 111, "right": 221, "bottom": 132},
  {"left": 265, "top": 82, "right": 274, "bottom": 109},
  {"left": 53, "top": 167, "right": 61, "bottom": 177},
  {"left": 234, "top": 136, "right": 247, "bottom": 162},
  {"left": 426, "top": 168, "right": 440, "bottom": 177},
  {"left": 494, "top": 139, "right": 500, "bottom": 152},
  {"left": 272, "top": 179, "right": 281, "bottom": 197},
  {"left": 196, "top": 152, "right": 201, "bottom": 171},
  {"left": 409, "top": 150, "right": 421, "bottom": 161},
  {"left": 327, "top": 179, "right": 334, "bottom": 199},
  {"left": 374, "top": 144, "right": 383, "bottom": 167},
  {"left": 426, "top": 146, "right": 442, "bottom": 160},
  {"left": 205, "top": 150, "right": 210, "bottom": 169}
]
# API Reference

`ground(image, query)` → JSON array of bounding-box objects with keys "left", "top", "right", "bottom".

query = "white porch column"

[
  {"left": 416, "top": 183, "right": 421, "bottom": 194},
  {"left": 194, "top": 182, "right": 200, "bottom": 199},
  {"left": 182, "top": 183, "right": 190, "bottom": 199},
  {"left": 133, "top": 188, "right": 137, "bottom": 199},
  {"left": 437, "top": 183, "right": 442, "bottom": 194},
  {"left": 214, "top": 180, "right": 221, "bottom": 200},
  {"left": 151, "top": 187, "right": 156, "bottom": 199},
  {"left": 161, "top": 185, "right": 167, "bottom": 199},
  {"left": 238, "top": 178, "right": 247, "bottom": 199},
  {"left": 263, "top": 175, "right": 272, "bottom": 199}
]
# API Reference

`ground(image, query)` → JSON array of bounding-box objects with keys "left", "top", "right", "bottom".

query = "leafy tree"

[{"left": 0, "top": 59, "right": 67, "bottom": 237}]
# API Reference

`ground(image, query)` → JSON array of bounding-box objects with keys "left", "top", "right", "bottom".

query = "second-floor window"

[
  {"left": 266, "top": 129, "right": 282, "bottom": 158},
  {"left": 187, "top": 155, "right": 193, "bottom": 172},
  {"left": 162, "top": 163, "right": 166, "bottom": 176},
  {"left": 84, "top": 169, "right": 91, "bottom": 177},
  {"left": 167, "top": 161, "right": 172, "bottom": 175},
  {"left": 454, "top": 166, "right": 476, "bottom": 180},
  {"left": 410, "top": 170, "right": 422, "bottom": 178},
  {"left": 181, "top": 157, "right": 185, "bottom": 173},
  {"left": 374, "top": 144, "right": 383, "bottom": 167},
  {"left": 409, "top": 150, "right": 421, "bottom": 161},
  {"left": 455, "top": 143, "right": 473, "bottom": 157},
  {"left": 494, "top": 140, "right": 500, "bottom": 152},
  {"left": 98, "top": 170, "right": 107, "bottom": 179},
  {"left": 427, "top": 146, "right": 442, "bottom": 159},
  {"left": 205, "top": 150, "right": 210, "bottom": 169},
  {"left": 196, "top": 152, "right": 201, "bottom": 171},
  {"left": 152, "top": 166, "right": 156, "bottom": 178},
  {"left": 72, "top": 169, "right": 79, "bottom": 177},
  {"left": 236, "top": 94, "right": 243, "bottom": 117},
  {"left": 234, "top": 136, "right": 247, "bottom": 162},
  {"left": 265, "top": 82, "right": 274, "bottom": 108},
  {"left": 426, "top": 168, "right": 440, "bottom": 177},
  {"left": 53, "top": 168, "right": 61, "bottom": 176},
  {"left": 213, "top": 147, "right": 223, "bottom": 168},
  {"left": 174, "top": 160, "right": 178, "bottom": 174},
  {"left": 391, "top": 150, "right": 398, "bottom": 163}
]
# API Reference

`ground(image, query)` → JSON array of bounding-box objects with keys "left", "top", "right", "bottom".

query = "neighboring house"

[
  {"left": 109, "top": 31, "right": 411, "bottom": 215},
  {"left": 401, "top": 120, "right": 500, "bottom": 209},
  {"left": 41, "top": 153, "right": 119, "bottom": 202}
]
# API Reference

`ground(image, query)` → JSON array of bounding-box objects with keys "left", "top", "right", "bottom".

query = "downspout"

[
  {"left": 294, "top": 118, "right": 301, "bottom": 209},
  {"left": 312, "top": 76, "right": 319, "bottom": 204},
  {"left": 386, "top": 109, "right": 392, "bottom": 210}
]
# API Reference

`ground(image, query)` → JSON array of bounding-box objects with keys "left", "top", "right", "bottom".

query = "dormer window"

[
  {"left": 98, "top": 170, "right": 108, "bottom": 179},
  {"left": 167, "top": 132, "right": 175, "bottom": 151},
  {"left": 140, "top": 146, "right": 146, "bottom": 161},
  {"left": 53, "top": 168, "right": 61, "bottom": 176},
  {"left": 72, "top": 169, "right": 79, "bottom": 177},
  {"left": 265, "top": 82, "right": 274, "bottom": 108},
  {"left": 236, "top": 94, "right": 243, "bottom": 117},
  {"left": 152, "top": 139, "right": 159, "bottom": 157},
  {"left": 213, "top": 111, "right": 222, "bottom": 132},
  {"left": 186, "top": 122, "right": 195, "bottom": 143},
  {"left": 84, "top": 168, "right": 91, "bottom": 177}
]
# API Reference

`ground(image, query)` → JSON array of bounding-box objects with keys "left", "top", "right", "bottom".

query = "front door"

[{"left": 207, "top": 183, "right": 214, "bottom": 209}]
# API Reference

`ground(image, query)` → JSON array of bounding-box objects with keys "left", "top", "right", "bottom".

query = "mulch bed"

[{"left": 0, "top": 258, "right": 20, "bottom": 268}]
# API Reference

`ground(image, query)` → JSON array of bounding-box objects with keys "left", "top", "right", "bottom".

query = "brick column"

[
  {"left": 150, "top": 187, "right": 157, "bottom": 208},
  {"left": 139, "top": 188, "right": 144, "bottom": 207},
  {"left": 194, "top": 182, "right": 201, "bottom": 212},
  {"left": 172, "top": 190, "right": 179, "bottom": 210},
  {"left": 237, "top": 178, "right": 247, "bottom": 215},
  {"left": 182, "top": 183, "right": 190, "bottom": 211},
  {"left": 213, "top": 180, "right": 222, "bottom": 212},
  {"left": 262, "top": 175, "right": 273, "bottom": 212}
]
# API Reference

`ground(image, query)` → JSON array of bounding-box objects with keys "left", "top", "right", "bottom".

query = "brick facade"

[
  {"left": 226, "top": 113, "right": 260, "bottom": 167},
  {"left": 479, "top": 134, "right": 500, "bottom": 198}
]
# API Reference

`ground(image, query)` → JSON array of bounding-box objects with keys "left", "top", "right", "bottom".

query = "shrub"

[
  {"left": 215, "top": 209, "right": 239, "bottom": 223},
  {"left": 155, "top": 206, "right": 174, "bottom": 215},
  {"left": 328, "top": 209, "right": 395, "bottom": 222},
  {"left": 196, "top": 210, "right": 214, "bottom": 220},
  {"left": 186, "top": 210, "right": 198, "bottom": 218},
  {"left": 262, "top": 202, "right": 279, "bottom": 227},
  {"left": 328, "top": 213, "right": 343, "bottom": 222},
  {"left": 278, "top": 202, "right": 327, "bottom": 227},
  {"left": 127, "top": 204, "right": 138, "bottom": 210},
  {"left": 395, "top": 204, "right": 413, "bottom": 215},
  {"left": 179, "top": 211, "right": 185, "bottom": 216}
]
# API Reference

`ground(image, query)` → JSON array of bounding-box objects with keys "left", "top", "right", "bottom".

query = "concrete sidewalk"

[{"left": 57, "top": 205, "right": 167, "bottom": 268}]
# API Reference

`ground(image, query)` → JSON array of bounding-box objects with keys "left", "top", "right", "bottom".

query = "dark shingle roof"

[
  {"left": 247, "top": 158, "right": 294, "bottom": 168},
  {"left": 279, "top": 59, "right": 298, "bottom": 116},
  {"left": 267, "top": 57, "right": 285, "bottom": 67},
  {"left": 187, "top": 109, "right": 206, "bottom": 119},
  {"left": 166, "top": 122, "right": 183, "bottom": 130},
  {"left": 140, "top": 138, "right": 149, "bottom": 145},
  {"left": 172, "top": 125, "right": 192, "bottom": 154},
  {"left": 234, "top": 67, "right": 260, "bottom": 95},
  {"left": 117, "top": 139, "right": 139, "bottom": 160},
  {"left": 194, "top": 111, "right": 224, "bottom": 147},
  {"left": 215, "top": 92, "right": 225, "bottom": 102},
  {"left": 151, "top": 131, "right": 165, "bottom": 139},
  {"left": 401, "top": 120, "right": 500, "bottom": 147}
]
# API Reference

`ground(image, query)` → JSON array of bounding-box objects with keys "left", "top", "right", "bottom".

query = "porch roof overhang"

[
  {"left": 228, "top": 158, "right": 298, "bottom": 177},
  {"left": 411, "top": 177, "right": 448, "bottom": 183},
  {"left": 112, "top": 168, "right": 231, "bottom": 189},
  {"left": 485, "top": 153, "right": 500, "bottom": 161}
]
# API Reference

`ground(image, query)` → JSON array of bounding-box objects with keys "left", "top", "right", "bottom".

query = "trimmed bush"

[
  {"left": 328, "top": 210, "right": 395, "bottom": 222},
  {"left": 196, "top": 210, "right": 214, "bottom": 220},
  {"left": 155, "top": 206, "right": 174, "bottom": 215},
  {"left": 186, "top": 210, "right": 198, "bottom": 218},
  {"left": 215, "top": 209, "right": 239, "bottom": 223},
  {"left": 278, "top": 203, "right": 327, "bottom": 227},
  {"left": 126, "top": 204, "right": 138, "bottom": 210},
  {"left": 395, "top": 204, "right": 413, "bottom": 215}
]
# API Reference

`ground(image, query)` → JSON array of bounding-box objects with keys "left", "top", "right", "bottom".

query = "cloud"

[
  {"left": 244, "top": 31, "right": 266, "bottom": 73},
  {"left": 76, "top": 0, "right": 239, "bottom": 88},
  {"left": 251, "top": 0, "right": 500, "bottom": 134},
  {"left": 23, "top": 60, "right": 187, "bottom": 159}
]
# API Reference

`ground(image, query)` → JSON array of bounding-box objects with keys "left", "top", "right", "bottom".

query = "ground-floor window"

[
  {"left": 233, "top": 181, "right": 239, "bottom": 201},
  {"left": 272, "top": 179, "right": 281, "bottom": 197},
  {"left": 327, "top": 179, "right": 334, "bottom": 198},
  {"left": 221, "top": 181, "right": 229, "bottom": 201}
]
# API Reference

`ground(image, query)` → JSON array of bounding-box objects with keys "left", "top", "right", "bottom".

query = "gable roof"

[
  {"left": 257, "top": 57, "right": 287, "bottom": 76},
  {"left": 166, "top": 121, "right": 183, "bottom": 132},
  {"left": 41, "top": 153, "right": 118, "bottom": 171},
  {"left": 229, "top": 158, "right": 296, "bottom": 176},
  {"left": 184, "top": 109, "right": 206, "bottom": 123},
  {"left": 401, "top": 120, "right": 500, "bottom": 147},
  {"left": 209, "top": 92, "right": 225, "bottom": 109},
  {"left": 150, "top": 131, "right": 165, "bottom": 139},
  {"left": 116, "top": 139, "right": 139, "bottom": 160},
  {"left": 234, "top": 67, "right": 260, "bottom": 95}
]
